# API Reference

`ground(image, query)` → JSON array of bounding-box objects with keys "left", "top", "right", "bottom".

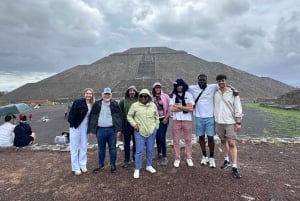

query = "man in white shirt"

[
  {"left": 189, "top": 74, "right": 218, "bottom": 168},
  {"left": 214, "top": 74, "right": 243, "bottom": 178},
  {"left": 170, "top": 78, "right": 195, "bottom": 168},
  {"left": 0, "top": 115, "right": 16, "bottom": 147}
]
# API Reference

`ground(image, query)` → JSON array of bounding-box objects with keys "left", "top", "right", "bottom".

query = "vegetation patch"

[{"left": 244, "top": 103, "right": 300, "bottom": 137}]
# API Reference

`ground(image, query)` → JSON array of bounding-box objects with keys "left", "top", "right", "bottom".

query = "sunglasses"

[{"left": 140, "top": 95, "right": 149, "bottom": 98}]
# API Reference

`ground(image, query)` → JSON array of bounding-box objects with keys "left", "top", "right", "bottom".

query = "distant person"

[
  {"left": 18, "top": 113, "right": 23, "bottom": 121},
  {"left": 119, "top": 85, "right": 139, "bottom": 168},
  {"left": 169, "top": 78, "right": 194, "bottom": 168},
  {"left": 13, "top": 115, "right": 36, "bottom": 147},
  {"left": 88, "top": 87, "right": 123, "bottom": 174},
  {"left": 68, "top": 88, "right": 95, "bottom": 176},
  {"left": 0, "top": 115, "right": 17, "bottom": 147},
  {"left": 29, "top": 113, "right": 32, "bottom": 121},
  {"left": 151, "top": 82, "right": 171, "bottom": 166},
  {"left": 214, "top": 74, "right": 243, "bottom": 178},
  {"left": 127, "top": 89, "right": 159, "bottom": 178}
]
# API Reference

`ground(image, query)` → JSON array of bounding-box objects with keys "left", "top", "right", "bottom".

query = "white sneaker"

[
  {"left": 186, "top": 159, "right": 194, "bottom": 167},
  {"left": 74, "top": 170, "right": 82, "bottom": 176},
  {"left": 146, "top": 166, "right": 156, "bottom": 173},
  {"left": 173, "top": 159, "right": 180, "bottom": 168},
  {"left": 209, "top": 158, "right": 216, "bottom": 168},
  {"left": 81, "top": 167, "right": 88, "bottom": 173},
  {"left": 200, "top": 156, "right": 209, "bottom": 165},
  {"left": 133, "top": 169, "right": 140, "bottom": 179}
]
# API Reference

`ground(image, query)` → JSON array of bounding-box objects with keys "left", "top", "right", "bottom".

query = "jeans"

[
  {"left": 123, "top": 124, "right": 136, "bottom": 162},
  {"left": 155, "top": 118, "right": 169, "bottom": 157},
  {"left": 134, "top": 130, "right": 157, "bottom": 170},
  {"left": 96, "top": 127, "right": 117, "bottom": 165}
]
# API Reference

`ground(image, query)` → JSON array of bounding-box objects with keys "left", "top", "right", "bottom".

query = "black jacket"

[
  {"left": 14, "top": 122, "right": 34, "bottom": 147},
  {"left": 87, "top": 99, "right": 123, "bottom": 134},
  {"left": 68, "top": 98, "right": 88, "bottom": 128}
]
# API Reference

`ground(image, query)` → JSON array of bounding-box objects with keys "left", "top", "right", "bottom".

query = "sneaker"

[
  {"left": 146, "top": 166, "right": 156, "bottom": 173},
  {"left": 121, "top": 161, "right": 129, "bottom": 168},
  {"left": 200, "top": 156, "right": 209, "bottom": 165},
  {"left": 209, "top": 158, "right": 216, "bottom": 168},
  {"left": 111, "top": 165, "right": 116, "bottom": 173},
  {"left": 160, "top": 157, "right": 168, "bottom": 166},
  {"left": 173, "top": 159, "right": 180, "bottom": 168},
  {"left": 220, "top": 160, "right": 231, "bottom": 169},
  {"left": 74, "top": 170, "right": 82, "bottom": 176},
  {"left": 186, "top": 159, "right": 194, "bottom": 167},
  {"left": 232, "top": 167, "right": 242, "bottom": 178},
  {"left": 133, "top": 169, "right": 140, "bottom": 179},
  {"left": 153, "top": 153, "right": 162, "bottom": 160},
  {"left": 93, "top": 164, "right": 104, "bottom": 173},
  {"left": 81, "top": 167, "right": 88, "bottom": 173}
]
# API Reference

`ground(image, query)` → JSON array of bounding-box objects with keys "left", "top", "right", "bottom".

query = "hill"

[{"left": 1, "top": 47, "right": 295, "bottom": 102}]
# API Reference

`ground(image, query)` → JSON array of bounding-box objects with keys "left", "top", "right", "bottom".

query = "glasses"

[
  {"left": 140, "top": 95, "right": 148, "bottom": 98},
  {"left": 104, "top": 93, "right": 111, "bottom": 95}
]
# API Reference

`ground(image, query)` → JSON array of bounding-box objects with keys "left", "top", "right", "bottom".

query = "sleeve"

[
  {"left": 126, "top": 103, "right": 136, "bottom": 127},
  {"left": 233, "top": 96, "right": 243, "bottom": 118},
  {"left": 67, "top": 99, "right": 79, "bottom": 127}
]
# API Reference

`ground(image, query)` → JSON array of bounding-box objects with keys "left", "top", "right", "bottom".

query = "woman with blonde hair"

[{"left": 68, "top": 88, "right": 95, "bottom": 175}]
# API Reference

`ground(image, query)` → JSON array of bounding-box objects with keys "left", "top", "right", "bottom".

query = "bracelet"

[{"left": 236, "top": 122, "right": 241, "bottom": 125}]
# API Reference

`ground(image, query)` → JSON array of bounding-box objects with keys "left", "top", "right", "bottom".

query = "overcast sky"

[{"left": 0, "top": 0, "right": 300, "bottom": 92}]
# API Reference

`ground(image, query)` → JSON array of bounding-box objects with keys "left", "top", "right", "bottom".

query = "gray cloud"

[{"left": 0, "top": 0, "right": 300, "bottom": 91}]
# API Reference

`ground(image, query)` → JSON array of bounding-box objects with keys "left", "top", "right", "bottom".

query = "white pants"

[{"left": 70, "top": 124, "right": 88, "bottom": 171}]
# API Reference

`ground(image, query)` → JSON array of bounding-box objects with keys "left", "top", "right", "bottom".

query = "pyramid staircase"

[{"left": 112, "top": 48, "right": 174, "bottom": 98}]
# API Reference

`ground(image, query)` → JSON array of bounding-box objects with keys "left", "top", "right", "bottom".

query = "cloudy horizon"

[{"left": 0, "top": 0, "right": 299, "bottom": 92}]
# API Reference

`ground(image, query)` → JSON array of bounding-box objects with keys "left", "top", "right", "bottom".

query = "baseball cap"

[{"left": 103, "top": 87, "right": 112, "bottom": 94}]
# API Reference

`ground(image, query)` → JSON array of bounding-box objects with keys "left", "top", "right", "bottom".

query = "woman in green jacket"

[{"left": 127, "top": 89, "right": 159, "bottom": 179}]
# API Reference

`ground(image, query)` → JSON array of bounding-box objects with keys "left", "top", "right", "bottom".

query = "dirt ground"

[
  {"left": 0, "top": 105, "right": 299, "bottom": 201},
  {"left": 0, "top": 141, "right": 299, "bottom": 201}
]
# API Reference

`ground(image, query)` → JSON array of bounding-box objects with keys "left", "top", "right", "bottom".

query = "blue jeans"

[
  {"left": 123, "top": 124, "right": 136, "bottom": 162},
  {"left": 134, "top": 130, "right": 157, "bottom": 170},
  {"left": 155, "top": 118, "right": 169, "bottom": 157},
  {"left": 96, "top": 127, "right": 117, "bottom": 165}
]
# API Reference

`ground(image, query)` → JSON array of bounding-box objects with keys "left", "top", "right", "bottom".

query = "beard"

[{"left": 199, "top": 83, "right": 207, "bottom": 89}]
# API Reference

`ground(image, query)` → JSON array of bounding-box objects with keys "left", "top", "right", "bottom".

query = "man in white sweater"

[{"left": 214, "top": 74, "right": 243, "bottom": 178}]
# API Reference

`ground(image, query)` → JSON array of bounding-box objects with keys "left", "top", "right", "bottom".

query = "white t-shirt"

[
  {"left": 170, "top": 91, "right": 194, "bottom": 121},
  {"left": 189, "top": 84, "right": 218, "bottom": 118},
  {"left": 0, "top": 122, "right": 16, "bottom": 147}
]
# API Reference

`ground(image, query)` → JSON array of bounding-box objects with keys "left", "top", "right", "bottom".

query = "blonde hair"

[{"left": 83, "top": 88, "right": 95, "bottom": 104}]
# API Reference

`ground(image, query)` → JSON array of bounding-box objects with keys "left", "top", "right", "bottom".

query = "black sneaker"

[
  {"left": 111, "top": 165, "right": 116, "bottom": 173},
  {"left": 121, "top": 161, "right": 129, "bottom": 168},
  {"left": 220, "top": 160, "right": 231, "bottom": 169},
  {"left": 93, "top": 164, "right": 104, "bottom": 173},
  {"left": 232, "top": 167, "right": 242, "bottom": 178}
]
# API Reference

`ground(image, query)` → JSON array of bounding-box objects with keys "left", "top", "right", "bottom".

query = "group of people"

[
  {"left": 0, "top": 114, "right": 36, "bottom": 147},
  {"left": 67, "top": 73, "right": 243, "bottom": 179}
]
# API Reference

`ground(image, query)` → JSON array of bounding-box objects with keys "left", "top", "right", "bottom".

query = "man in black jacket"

[{"left": 88, "top": 87, "right": 123, "bottom": 173}]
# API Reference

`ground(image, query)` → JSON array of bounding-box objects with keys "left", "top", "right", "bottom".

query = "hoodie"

[
  {"left": 126, "top": 89, "right": 159, "bottom": 137},
  {"left": 119, "top": 85, "right": 139, "bottom": 128},
  {"left": 151, "top": 82, "right": 171, "bottom": 119}
]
